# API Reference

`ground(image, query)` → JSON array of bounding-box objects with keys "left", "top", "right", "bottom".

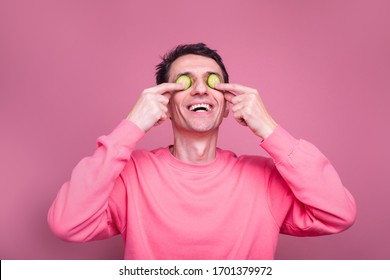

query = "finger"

[
  {"left": 146, "top": 83, "right": 185, "bottom": 95},
  {"left": 160, "top": 82, "right": 186, "bottom": 93},
  {"left": 238, "top": 119, "right": 248, "bottom": 126},
  {"left": 157, "top": 94, "right": 171, "bottom": 105},
  {"left": 224, "top": 92, "right": 245, "bottom": 106},
  {"left": 232, "top": 112, "right": 248, "bottom": 126},
  {"left": 155, "top": 113, "right": 169, "bottom": 126},
  {"left": 233, "top": 111, "right": 242, "bottom": 120},
  {"left": 231, "top": 103, "right": 244, "bottom": 113},
  {"left": 224, "top": 92, "right": 236, "bottom": 104},
  {"left": 216, "top": 83, "right": 257, "bottom": 96},
  {"left": 159, "top": 103, "right": 168, "bottom": 113},
  {"left": 162, "top": 92, "right": 172, "bottom": 100}
]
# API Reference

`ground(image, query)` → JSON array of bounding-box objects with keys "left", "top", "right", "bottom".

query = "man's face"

[{"left": 167, "top": 54, "right": 229, "bottom": 134}]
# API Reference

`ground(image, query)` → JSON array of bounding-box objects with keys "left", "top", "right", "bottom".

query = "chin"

[
  {"left": 187, "top": 121, "right": 221, "bottom": 133},
  {"left": 171, "top": 115, "right": 224, "bottom": 134}
]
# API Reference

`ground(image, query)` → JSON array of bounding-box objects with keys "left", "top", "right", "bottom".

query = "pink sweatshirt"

[{"left": 48, "top": 120, "right": 356, "bottom": 259}]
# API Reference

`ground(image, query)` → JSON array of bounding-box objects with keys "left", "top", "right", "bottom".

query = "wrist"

[
  {"left": 255, "top": 120, "right": 277, "bottom": 140},
  {"left": 126, "top": 114, "right": 148, "bottom": 132}
]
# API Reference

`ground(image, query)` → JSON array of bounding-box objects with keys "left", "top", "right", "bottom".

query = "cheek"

[
  {"left": 168, "top": 98, "right": 183, "bottom": 116},
  {"left": 169, "top": 93, "right": 186, "bottom": 109}
]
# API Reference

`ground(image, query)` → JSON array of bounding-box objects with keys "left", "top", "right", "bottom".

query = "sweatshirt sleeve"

[
  {"left": 261, "top": 126, "right": 357, "bottom": 236},
  {"left": 47, "top": 120, "right": 144, "bottom": 242}
]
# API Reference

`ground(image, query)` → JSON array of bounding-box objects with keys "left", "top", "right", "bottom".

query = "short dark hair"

[{"left": 155, "top": 43, "right": 229, "bottom": 84}]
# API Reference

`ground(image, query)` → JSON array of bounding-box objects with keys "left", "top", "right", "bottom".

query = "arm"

[
  {"left": 47, "top": 120, "right": 144, "bottom": 242},
  {"left": 218, "top": 83, "right": 356, "bottom": 235},
  {"left": 48, "top": 83, "right": 184, "bottom": 242},
  {"left": 262, "top": 126, "right": 357, "bottom": 235}
]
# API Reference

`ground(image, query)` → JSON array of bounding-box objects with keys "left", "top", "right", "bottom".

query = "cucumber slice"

[
  {"left": 207, "top": 73, "right": 221, "bottom": 89},
  {"left": 175, "top": 74, "right": 192, "bottom": 90}
]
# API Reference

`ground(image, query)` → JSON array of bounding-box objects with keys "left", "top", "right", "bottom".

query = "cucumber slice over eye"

[
  {"left": 207, "top": 73, "right": 221, "bottom": 89},
  {"left": 175, "top": 75, "right": 192, "bottom": 90}
]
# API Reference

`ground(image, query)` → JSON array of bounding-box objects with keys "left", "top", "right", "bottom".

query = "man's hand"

[
  {"left": 127, "top": 83, "right": 185, "bottom": 132},
  {"left": 215, "top": 83, "right": 277, "bottom": 140}
]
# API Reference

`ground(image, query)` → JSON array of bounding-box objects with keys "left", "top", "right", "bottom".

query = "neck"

[{"left": 171, "top": 130, "right": 219, "bottom": 164}]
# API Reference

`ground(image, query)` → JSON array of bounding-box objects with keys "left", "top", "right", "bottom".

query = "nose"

[{"left": 190, "top": 80, "right": 208, "bottom": 96}]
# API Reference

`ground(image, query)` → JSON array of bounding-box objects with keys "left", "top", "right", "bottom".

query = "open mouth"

[{"left": 188, "top": 103, "right": 213, "bottom": 112}]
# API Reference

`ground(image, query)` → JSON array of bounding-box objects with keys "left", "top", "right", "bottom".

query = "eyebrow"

[
  {"left": 174, "top": 72, "right": 191, "bottom": 80},
  {"left": 174, "top": 71, "right": 222, "bottom": 81},
  {"left": 205, "top": 71, "right": 221, "bottom": 78}
]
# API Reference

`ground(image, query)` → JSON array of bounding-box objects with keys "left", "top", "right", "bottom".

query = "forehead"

[{"left": 168, "top": 54, "right": 222, "bottom": 79}]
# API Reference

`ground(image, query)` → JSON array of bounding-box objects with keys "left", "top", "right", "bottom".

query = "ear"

[
  {"left": 167, "top": 103, "right": 172, "bottom": 119},
  {"left": 223, "top": 101, "right": 230, "bottom": 118},
  {"left": 163, "top": 92, "right": 172, "bottom": 119}
]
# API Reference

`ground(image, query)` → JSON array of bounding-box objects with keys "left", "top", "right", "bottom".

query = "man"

[{"left": 48, "top": 43, "right": 356, "bottom": 259}]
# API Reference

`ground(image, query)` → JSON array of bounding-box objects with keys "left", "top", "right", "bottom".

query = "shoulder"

[
  {"left": 238, "top": 153, "right": 273, "bottom": 168},
  {"left": 123, "top": 147, "right": 169, "bottom": 176},
  {"left": 130, "top": 147, "right": 167, "bottom": 160},
  {"left": 218, "top": 148, "right": 274, "bottom": 170}
]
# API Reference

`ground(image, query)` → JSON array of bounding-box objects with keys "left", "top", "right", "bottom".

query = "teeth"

[{"left": 189, "top": 104, "right": 211, "bottom": 112}]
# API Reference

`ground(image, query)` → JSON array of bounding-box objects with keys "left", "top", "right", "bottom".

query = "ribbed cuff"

[
  {"left": 97, "top": 119, "right": 145, "bottom": 155},
  {"left": 260, "top": 126, "right": 299, "bottom": 163}
]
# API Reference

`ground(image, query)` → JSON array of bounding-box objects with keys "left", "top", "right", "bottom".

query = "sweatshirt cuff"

[
  {"left": 97, "top": 119, "right": 145, "bottom": 152},
  {"left": 260, "top": 125, "right": 299, "bottom": 163}
]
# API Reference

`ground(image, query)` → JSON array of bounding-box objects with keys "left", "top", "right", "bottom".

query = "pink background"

[{"left": 1, "top": 0, "right": 389, "bottom": 259}]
